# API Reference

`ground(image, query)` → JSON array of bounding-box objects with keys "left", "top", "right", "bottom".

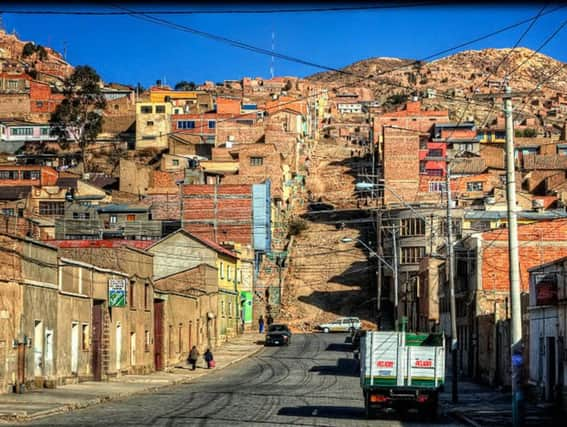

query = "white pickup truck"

[{"left": 360, "top": 331, "right": 445, "bottom": 419}]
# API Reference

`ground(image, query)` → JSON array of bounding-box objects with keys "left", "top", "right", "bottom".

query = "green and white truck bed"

[{"left": 360, "top": 331, "right": 445, "bottom": 418}]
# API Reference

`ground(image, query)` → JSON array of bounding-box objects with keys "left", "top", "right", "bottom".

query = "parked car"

[
  {"left": 315, "top": 317, "right": 361, "bottom": 333},
  {"left": 265, "top": 324, "right": 292, "bottom": 346}
]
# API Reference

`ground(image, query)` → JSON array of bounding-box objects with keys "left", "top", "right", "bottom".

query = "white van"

[{"left": 316, "top": 317, "right": 361, "bottom": 333}]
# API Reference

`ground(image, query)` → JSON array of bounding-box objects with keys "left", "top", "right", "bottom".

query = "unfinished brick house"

[{"left": 447, "top": 219, "right": 567, "bottom": 386}]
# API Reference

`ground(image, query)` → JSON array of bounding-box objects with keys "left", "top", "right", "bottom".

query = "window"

[
  {"left": 72, "top": 212, "right": 90, "bottom": 219},
  {"left": 220, "top": 262, "right": 225, "bottom": 279},
  {"left": 419, "top": 136, "right": 428, "bottom": 149},
  {"left": 228, "top": 301, "right": 233, "bottom": 318},
  {"left": 428, "top": 181, "right": 446, "bottom": 193},
  {"left": 208, "top": 120, "right": 216, "bottom": 129},
  {"left": 172, "top": 159, "right": 179, "bottom": 166},
  {"left": 400, "top": 218, "right": 425, "bottom": 236},
  {"left": 40, "top": 127, "right": 49, "bottom": 135},
  {"left": 227, "top": 265, "right": 232, "bottom": 281},
  {"left": 146, "top": 121, "right": 154, "bottom": 126},
  {"left": 155, "top": 105, "right": 166, "bottom": 114},
  {"left": 1, "top": 208, "right": 14, "bottom": 216},
  {"left": 0, "top": 170, "right": 18, "bottom": 180},
  {"left": 144, "top": 283, "right": 150, "bottom": 310},
  {"left": 178, "top": 324, "right": 183, "bottom": 352},
  {"left": 427, "top": 149, "right": 443, "bottom": 158},
  {"left": 236, "top": 119, "right": 254, "bottom": 125},
  {"left": 401, "top": 247, "right": 425, "bottom": 264},
  {"left": 221, "top": 300, "right": 226, "bottom": 317},
  {"left": 126, "top": 214, "right": 136, "bottom": 221},
  {"left": 7, "top": 80, "right": 18, "bottom": 90},
  {"left": 110, "top": 215, "right": 117, "bottom": 224},
  {"left": 177, "top": 120, "right": 195, "bottom": 129},
  {"left": 145, "top": 330, "right": 150, "bottom": 352},
  {"left": 39, "top": 201, "right": 64, "bottom": 215},
  {"left": 250, "top": 157, "right": 264, "bottom": 166},
  {"left": 466, "top": 181, "right": 484, "bottom": 192},
  {"left": 11, "top": 127, "right": 33, "bottom": 136},
  {"left": 141, "top": 106, "right": 153, "bottom": 114},
  {"left": 82, "top": 324, "right": 89, "bottom": 351},
  {"left": 442, "top": 219, "right": 463, "bottom": 240},
  {"left": 428, "top": 169, "right": 443, "bottom": 176},
  {"left": 129, "top": 282, "right": 135, "bottom": 308}
]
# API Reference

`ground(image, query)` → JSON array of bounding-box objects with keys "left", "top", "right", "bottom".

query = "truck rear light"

[
  {"left": 370, "top": 394, "right": 389, "bottom": 403},
  {"left": 416, "top": 394, "right": 429, "bottom": 403}
]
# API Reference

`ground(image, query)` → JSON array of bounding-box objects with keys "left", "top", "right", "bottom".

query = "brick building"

[
  {"left": 181, "top": 183, "right": 254, "bottom": 245},
  {"left": 449, "top": 219, "right": 567, "bottom": 385}
]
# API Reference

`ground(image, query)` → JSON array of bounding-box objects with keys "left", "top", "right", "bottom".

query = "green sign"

[
  {"left": 240, "top": 291, "right": 253, "bottom": 323},
  {"left": 109, "top": 279, "right": 127, "bottom": 307}
]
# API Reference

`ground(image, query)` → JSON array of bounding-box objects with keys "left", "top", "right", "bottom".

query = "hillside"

[{"left": 307, "top": 47, "right": 567, "bottom": 124}]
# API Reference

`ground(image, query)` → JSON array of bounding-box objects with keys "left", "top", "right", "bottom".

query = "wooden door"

[
  {"left": 154, "top": 300, "right": 164, "bottom": 371},
  {"left": 91, "top": 301, "right": 103, "bottom": 381}
]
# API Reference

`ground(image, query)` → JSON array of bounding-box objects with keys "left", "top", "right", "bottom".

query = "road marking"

[{"left": 312, "top": 409, "right": 318, "bottom": 416}]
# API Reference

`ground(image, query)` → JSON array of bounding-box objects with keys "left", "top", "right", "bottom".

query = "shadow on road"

[
  {"left": 309, "top": 358, "right": 359, "bottom": 376},
  {"left": 277, "top": 405, "right": 363, "bottom": 419},
  {"left": 325, "top": 342, "right": 353, "bottom": 352}
]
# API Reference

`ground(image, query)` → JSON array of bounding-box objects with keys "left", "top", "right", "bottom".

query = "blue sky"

[{"left": 2, "top": 4, "right": 566, "bottom": 88}]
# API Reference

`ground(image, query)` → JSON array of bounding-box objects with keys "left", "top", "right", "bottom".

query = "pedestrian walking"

[
  {"left": 204, "top": 349, "right": 215, "bottom": 369},
  {"left": 188, "top": 345, "right": 200, "bottom": 370},
  {"left": 258, "top": 315, "right": 265, "bottom": 333},
  {"left": 267, "top": 314, "right": 274, "bottom": 326}
]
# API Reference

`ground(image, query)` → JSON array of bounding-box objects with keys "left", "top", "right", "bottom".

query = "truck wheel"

[
  {"left": 323, "top": 327, "right": 330, "bottom": 333},
  {"left": 365, "top": 405, "right": 376, "bottom": 419}
]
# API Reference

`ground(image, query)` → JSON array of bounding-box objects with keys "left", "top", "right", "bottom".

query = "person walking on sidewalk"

[
  {"left": 188, "top": 346, "right": 200, "bottom": 370},
  {"left": 258, "top": 315, "right": 265, "bottom": 333},
  {"left": 267, "top": 313, "right": 274, "bottom": 326},
  {"left": 204, "top": 349, "right": 214, "bottom": 369}
]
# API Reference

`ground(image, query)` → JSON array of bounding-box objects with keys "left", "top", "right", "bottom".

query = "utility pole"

[
  {"left": 504, "top": 84, "right": 523, "bottom": 427},
  {"left": 446, "top": 162, "right": 458, "bottom": 403},
  {"left": 473, "top": 84, "right": 527, "bottom": 426},
  {"left": 391, "top": 226, "right": 399, "bottom": 327}
]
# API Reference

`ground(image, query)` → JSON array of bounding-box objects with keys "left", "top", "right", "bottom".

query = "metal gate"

[{"left": 91, "top": 301, "right": 104, "bottom": 381}]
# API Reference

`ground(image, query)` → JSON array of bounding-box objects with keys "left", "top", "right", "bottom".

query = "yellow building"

[
  {"left": 217, "top": 249, "right": 241, "bottom": 341},
  {"left": 477, "top": 128, "right": 506, "bottom": 144},
  {"left": 135, "top": 101, "right": 172, "bottom": 150},
  {"left": 149, "top": 88, "right": 214, "bottom": 114}
]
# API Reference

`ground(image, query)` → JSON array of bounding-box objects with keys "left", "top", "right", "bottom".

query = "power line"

[{"left": 0, "top": 2, "right": 452, "bottom": 16}]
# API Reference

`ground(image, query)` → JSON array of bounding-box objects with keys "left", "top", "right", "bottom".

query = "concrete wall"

[{"left": 119, "top": 158, "right": 152, "bottom": 196}]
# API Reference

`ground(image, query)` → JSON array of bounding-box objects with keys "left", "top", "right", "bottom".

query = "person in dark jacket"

[
  {"left": 204, "top": 349, "right": 214, "bottom": 369},
  {"left": 267, "top": 314, "right": 274, "bottom": 326},
  {"left": 188, "top": 346, "right": 200, "bottom": 370},
  {"left": 258, "top": 315, "right": 265, "bottom": 333}
]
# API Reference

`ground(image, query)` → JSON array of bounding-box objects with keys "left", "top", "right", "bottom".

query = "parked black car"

[{"left": 265, "top": 324, "right": 292, "bottom": 346}]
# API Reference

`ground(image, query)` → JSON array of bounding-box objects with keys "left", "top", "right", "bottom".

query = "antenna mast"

[{"left": 270, "top": 31, "right": 275, "bottom": 79}]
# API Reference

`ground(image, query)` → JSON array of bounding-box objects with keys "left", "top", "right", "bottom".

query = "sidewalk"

[
  {"left": 0, "top": 332, "right": 264, "bottom": 423},
  {"left": 441, "top": 376, "right": 559, "bottom": 426}
]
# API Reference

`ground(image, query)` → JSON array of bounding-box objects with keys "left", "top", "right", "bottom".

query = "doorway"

[
  {"left": 91, "top": 301, "right": 104, "bottom": 380},
  {"left": 153, "top": 300, "right": 164, "bottom": 371},
  {"left": 115, "top": 322, "right": 122, "bottom": 372},
  {"left": 545, "top": 337, "right": 556, "bottom": 401},
  {"left": 71, "top": 322, "right": 79, "bottom": 375},
  {"left": 33, "top": 320, "right": 44, "bottom": 377},
  {"left": 130, "top": 332, "right": 136, "bottom": 367}
]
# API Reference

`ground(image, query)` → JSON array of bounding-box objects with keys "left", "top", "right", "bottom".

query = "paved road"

[{"left": 24, "top": 333, "right": 462, "bottom": 426}]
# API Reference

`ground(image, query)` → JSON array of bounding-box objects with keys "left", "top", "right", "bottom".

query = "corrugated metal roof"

[
  {"left": 465, "top": 209, "right": 567, "bottom": 220},
  {"left": 97, "top": 204, "right": 149, "bottom": 213}
]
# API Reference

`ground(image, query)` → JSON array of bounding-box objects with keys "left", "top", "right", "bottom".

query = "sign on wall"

[{"left": 108, "top": 279, "right": 127, "bottom": 307}]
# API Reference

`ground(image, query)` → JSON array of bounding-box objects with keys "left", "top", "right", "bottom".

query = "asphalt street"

[{"left": 22, "top": 333, "right": 462, "bottom": 426}]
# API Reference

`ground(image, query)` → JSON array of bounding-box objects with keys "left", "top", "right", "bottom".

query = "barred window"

[
  {"left": 39, "top": 201, "right": 64, "bottom": 216},
  {"left": 401, "top": 247, "right": 425, "bottom": 264},
  {"left": 400, "top": 218, "right": 425, "bottom": 236}
]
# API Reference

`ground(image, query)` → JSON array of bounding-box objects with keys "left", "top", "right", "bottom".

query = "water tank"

[{"left": 485, "top": 196, "right": 496, "bottom": 205}]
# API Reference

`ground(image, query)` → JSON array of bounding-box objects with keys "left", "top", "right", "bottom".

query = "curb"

[{"left": 0, "top": 343, "right": 264, "bottom": 423}]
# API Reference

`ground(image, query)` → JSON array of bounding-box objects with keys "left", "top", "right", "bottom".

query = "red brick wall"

[
  {"left": 216, "top": 121, "right": 265, "bottom": 145},
  {"left": 29, "top": 81, "right": 65, "bottom": 113},
  {"left": 145, "top": 193, "right": 181, "bottom": 220},
  {"left": 151, "top": 170, "right": 184, "bottom": 189},
  {"left": 216, "top": 97, "right": 241, "bottom": 115},
  {"left": 182, "top": 184, "right": 253, "bottom": 244},
  {"left": 383, "top": 127, "right": 420, "bottom": 205},
  {"left": 481, "top": 219, "right": 567, "bottom": 292},
  {"left": 0, "top": 166, "right": 58, "bottom": 187}
]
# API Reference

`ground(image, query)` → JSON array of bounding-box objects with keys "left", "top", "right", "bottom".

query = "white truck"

[{"left": 360, "top": 331, "right": 445, "bottom": 419}]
